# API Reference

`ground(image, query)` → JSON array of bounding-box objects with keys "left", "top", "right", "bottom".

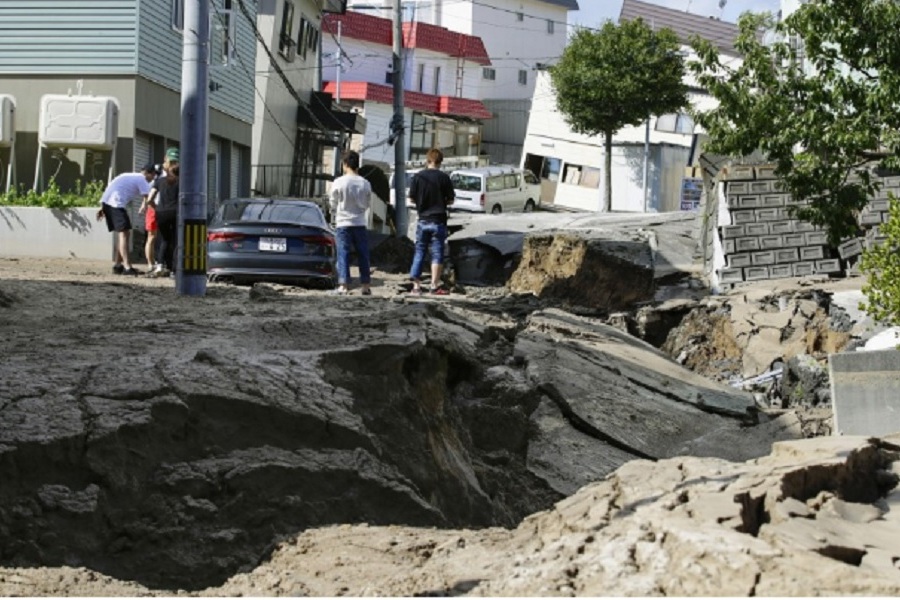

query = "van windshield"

[{"left": 451, "top": 173, "right": 482, "bottom": 192}]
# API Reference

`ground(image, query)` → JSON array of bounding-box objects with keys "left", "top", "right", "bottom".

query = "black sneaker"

[
  {"left": 112, "top": 264, "right": 125, "bottom": 275},
  {"left": 122, "top": 267, "right": 140, "bottom": 276}
]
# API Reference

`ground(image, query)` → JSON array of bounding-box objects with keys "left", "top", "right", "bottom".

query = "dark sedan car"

[{"left": 207, "top": 197, "right": 336, "bottom": 288}]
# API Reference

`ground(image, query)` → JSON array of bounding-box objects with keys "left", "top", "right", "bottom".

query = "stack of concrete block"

[
  {"left": 717, "top": 167, "right": 835, "bottom": 285},
  {"left": 844, "top": 177, "right": 897, "bottom": 276}
]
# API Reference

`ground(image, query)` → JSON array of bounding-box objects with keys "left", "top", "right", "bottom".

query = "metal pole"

[
  {"left": 642, "top": 117, "right": 650, "bottom": 212},
  {"left": 392, "top": 0, "right": 408, "bottom": 239},
  {"left": 336, "top": 21, "right": 342, "bottom": 103},
  {"left": 177, "top": 0, "right": 209, "bottom": 296}
]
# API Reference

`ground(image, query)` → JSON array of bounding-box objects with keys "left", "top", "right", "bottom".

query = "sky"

[{"left": 568, "top": 0, "right": 782, "bottom": 29}]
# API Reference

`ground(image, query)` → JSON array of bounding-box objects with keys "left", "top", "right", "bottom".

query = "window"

[
  {"left": 297, "top": 17, "right": 307, "bottom": 57},
  {"left": 417, "top": 63, "right": 425, "bottom": 92},
  {"left": 433, "top": 66, "right": 441, "bottom": 94},
  {"left": 385, "top": 70, "right": 394, "bottom": 84},
  {"left": 547, "top": 19, "right": 555, "bottom": 34},
  {"left": 211, "top": 0, "right": 236, "bottom": 66},
  {"left": 518, "top": 70, "right": 527, "bottom": 85},
  {"left": 172, "top": 0, "right": 184, "bottom": 30},
  {"left": 516, "top": 11, "right": 524, "bottom": 21},
  {"left": 307, "top": 24, "right": 319, "bottom": 51},
  {"left": 487, "top": 176, "right": 505, "bottom": 192},
  {"left": 580, "top": 167, "right": 601, "bottom": 189},
  {"left": 504, "top": 174, "right": 519, "bottom": 189},
  {"left": 482, "top": 67, "right": 496, "bottom": 80},
  {"left": 279, "top": 1, "right": 296, "bottom": 61}
]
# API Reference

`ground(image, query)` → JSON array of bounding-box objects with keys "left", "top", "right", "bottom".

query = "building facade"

[
  {"left": 520, "top": 0, "right": 741, "bottom": 213},
  {"left": 321, "top": 10, "right": 492, "bottom": 171},
  {"left": 0, "top": 0, "right": 257, "bottom": 202},
  {"left": 345, "top": 0, "right": 578, "bottom": 165}
]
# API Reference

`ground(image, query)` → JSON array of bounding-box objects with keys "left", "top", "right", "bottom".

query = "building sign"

[{"left": 680, "top": 177, "right": 702, "bottom": 211}]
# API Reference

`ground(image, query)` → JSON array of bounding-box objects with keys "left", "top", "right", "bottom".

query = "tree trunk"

[{"left": 603, "top": 130, "right": 613, "bottom": 212}]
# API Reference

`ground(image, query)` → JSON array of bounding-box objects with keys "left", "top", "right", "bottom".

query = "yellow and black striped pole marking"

[{"left": 182, "top": 219, "right": 207, "bottom": 274}]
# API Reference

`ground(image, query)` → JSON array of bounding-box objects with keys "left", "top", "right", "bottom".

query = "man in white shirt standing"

[
  {"left": 328, "top": 150, "right": 372, "bottom": 295},
  {"left": 96, "top": 164, "right": 158, "bottom": 276}
]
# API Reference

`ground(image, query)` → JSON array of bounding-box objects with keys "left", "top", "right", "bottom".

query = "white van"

[
  {"left": 449, "top": 165, "right": 541, "bottom": 214},
  {"left": 388, "top": 169, "right": 421, "bottom": 209}
]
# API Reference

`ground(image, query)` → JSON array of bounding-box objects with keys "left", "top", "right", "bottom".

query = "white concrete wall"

[
  {"left": 0, "top": 207, "right": 113, "bottom": 260},
  {"left": 359, "top": 102, "right": 413, "bottom": 168}
]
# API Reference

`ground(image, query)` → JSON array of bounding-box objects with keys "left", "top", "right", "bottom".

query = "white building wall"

[
  {"left": 326, "top": 37, "right": 392, "bottom": 87},
  {"left": 359, "top": 102, "right": 413, "bottom": 168},
  {"left": 252, "top": 0, "right": 321, "bottom": 170}
]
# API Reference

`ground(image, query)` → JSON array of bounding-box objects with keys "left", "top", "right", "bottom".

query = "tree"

[
  {"left": 860, "top": 199, "right": 900, "bottom": 326},
  {"left": 550, "top": 20, "right": 688, "bottom": 212},
  {"left": 688, "top": 1, "right": 900, "bottom": 245}
]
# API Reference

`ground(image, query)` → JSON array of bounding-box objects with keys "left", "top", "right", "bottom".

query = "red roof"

[
  {"left": 322, "top": 12, "right": 491, "bottom": 66},
  {"left": 322, "top": 81, "right": 493, "bottom": 120}
]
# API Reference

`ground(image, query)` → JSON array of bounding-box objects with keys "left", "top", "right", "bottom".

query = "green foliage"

[
  {"left": 551, "top": 19, "right": 688, "bottom": 210},
  {"left": 859, "top": 198, "right": 900, "bottom": 326},
  {"left": 689, "top": 1, "right": 900, "bottom": 245},
  {"left": 0, "top": 178, "right": 105, "bottom": 209}
]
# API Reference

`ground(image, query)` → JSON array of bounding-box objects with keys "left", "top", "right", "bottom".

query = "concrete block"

[
  {"left": 837, "top": 237, "right": 864, "bottom": 259},
  {"left": 860, "top": 210, "right": 884, "bottom": 226},
  {"left": 788, "top": 196, "right": 812, "bottom": 206},
  {"left": 870, "top": 198, "right": 891, "bottom": 212},
  {"left": 865, "top": 236, "right": 889, "bottom": 250},
  {"left": 804, "top": 231, "right": 828, "bottom": 246},
  {"left": 883, "top": 211, "right": 892, "bottom": 224},
  {"left": 737, "top": 196, "right": 762, "bottom": 209},
  {"left": 719, "top": 267, "right": 744, "bottom": 284},
  {"left": 883, "top": 176, "right": 900, "bottom": 187},
  {"left": 727, "top": 181, "right": 750, "bottom": 194},
  {"left": 722, "top": 238, "right": 735, "bottom": 254},
  {"left": 743, "top": 266, "right": 770, "bottom": 281},
  {"left": 734, "top": 237, "right": 761, "bottom": 252},
  {"left": 731, "top": 210, "right": 757, "bottom": 224},
  {"left": 761, "top": 194, "right": 787, "bottom": 208},
  {"left": 744, "top": 222, "right": 770, "bottom": 236},
  {"left": 793, "top": 220, "right": 816, "bottom": 232},
  {"left": 815, "top": 258, "right": 841, "bottom": 274},
  {"left": 727, "top": 252, "right": 753, "bottom": 268},
  {"left": 792, "top": 261, "right": 815, "bottom": 277},
  {"left": 751, "top": 250, "right": 776, "bottom": 266},
  {"left": 769, "top": 264, "right": 793, "bottom": 278},
  {"left": 749, "top": 180, "right": 771, "bottom": 193},
  {"left": 720, "top": 224, "right": 745, "bottom": 239},
  {"left": 781, "top": 233, "right": 805, "bottom": 247},
  {"left": 775, "top": 248, "right": 800, "bottom": 264},
  {"left": 874, "top": 188, "right": 892, "bottom": 200},
  {"left": 769, "top": 220, "right": 793, "bottom": 235},
  {"left": 754, "top": 207, "right": 783, "bottom": 222},
  {"left": 799, "top": 246, "right": 826, "bottom": 261},
  {"left": 726, "top": 165, "right": 755, "bottom": 180},
  {"left": 846, "top": 259, "right": 862, "bottom": 277},
  {"left": 0, "top": 206, "right": 115, "bottom": 261},
  {"left": 758, "top": 234, "right": 783, "bottom": 249},
  {"left": 830, "top": 349, "right": 900, "bottom": 436},
  {"left": 726, "top": 195, "right": 742, "bottom": 209},
  {"left": 755, "top": 165, "right": 777, "bottom": 179}
]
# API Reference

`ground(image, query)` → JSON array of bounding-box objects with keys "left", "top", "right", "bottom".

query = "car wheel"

[
  {"left": 524, "top": 199, "right": 536, "bottom": 212},
  {"left": 491, "top": 205, "right": 502, "bottom": 214}
]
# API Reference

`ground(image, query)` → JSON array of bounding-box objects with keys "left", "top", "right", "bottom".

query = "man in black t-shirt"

[
  {"left": 152, "top": 164, "right": 180, "bottom": 277},
  {"left": 407, "top": 148, "right": 455, "bottom": 295}
]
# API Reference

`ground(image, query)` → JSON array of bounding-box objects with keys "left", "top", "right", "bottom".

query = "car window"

[
  {"left": 215, "top": 201, "right": 325, "bottom": 226},
  {"left": 504, "top": 174, "right": 518, "bottom": 189},
  {"left": 487, "top": 176, "right": 505, "bottom": 192},
  {"left": 451, "top": 173, "right": 482, "bottom": 192}
]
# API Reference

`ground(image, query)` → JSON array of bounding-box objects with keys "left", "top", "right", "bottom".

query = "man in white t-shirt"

[
  {"left": 95, "top": 164, "right": 158, "bottom": 276},
  {"left": 328, "top": 150, "right": 372, "bottom": 295}
]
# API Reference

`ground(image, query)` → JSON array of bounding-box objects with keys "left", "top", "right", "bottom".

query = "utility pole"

[
  {"left": 177, "top": 0, "right": 210, "bottom": 296},
  {"left": 392, "top": 0, "right": 408, "bottom": 239},
  {"left": 335, "top": 21, "right": 342, "bottom": 103}
]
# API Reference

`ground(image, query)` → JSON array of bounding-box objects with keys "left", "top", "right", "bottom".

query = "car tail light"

[
  {"left": 480, "top": 193, "right": 485, "bottom": 207},
  {"left": 208, "top": 231, "right": 245, "bottom": 242},
  {"left": 301, "top": 235, "right": 336, "bottom": 247}
]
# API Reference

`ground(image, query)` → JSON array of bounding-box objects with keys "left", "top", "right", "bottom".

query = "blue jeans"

[
  {"left": 335, "top": 226, "right": 371, "bottom": 285},
  {"left": 409, "top": 220, "right": 447, "bottom": 281}
]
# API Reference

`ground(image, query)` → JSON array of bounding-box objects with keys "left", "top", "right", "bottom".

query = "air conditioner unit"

[
  {"left": 0, "top": 95, "right": 14, "bottom": 147},
  {"left": 39, "top": 94, "right": 119, "bottom": 150}
]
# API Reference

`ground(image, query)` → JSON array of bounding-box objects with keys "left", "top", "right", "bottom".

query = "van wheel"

[
  {"left": 524, "top": 199, "right": 536, "bottom": 213},
  {"left": 491, "top": 205, "right": 502, "bottom": 214}
]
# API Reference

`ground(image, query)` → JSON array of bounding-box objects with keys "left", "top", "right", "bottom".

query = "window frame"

[
  {"left": 482, "top": 67, "right": 496, "bottom": 81},
  {"left": 518, "top": 69, "right": 528, "bottom": 85},
  {"left": 172, "top": 0, "right": 184, "bottom": 31},
  {"left": 279, "top": 1, "right": 297, "bottom": 61},
  {"left": 546, "top": 19, "right": 555, "bottom": 34}
]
